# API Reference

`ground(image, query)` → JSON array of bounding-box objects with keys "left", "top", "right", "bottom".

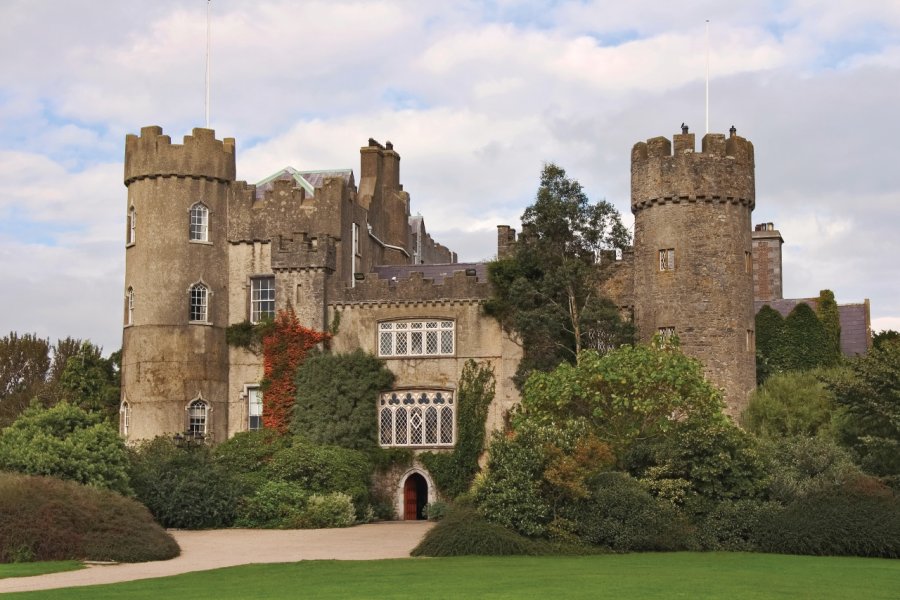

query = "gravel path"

[{"left": 0, "top": 522, "right": 433, "bottom": 594}]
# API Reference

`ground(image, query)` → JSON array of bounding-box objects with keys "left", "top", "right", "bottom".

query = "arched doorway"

[{"left": 403, "top": 473, "right": 428, "bottom": 520}]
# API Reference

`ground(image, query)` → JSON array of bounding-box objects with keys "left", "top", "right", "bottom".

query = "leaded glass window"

[
  {"left": 378, "top": 320, "right": 454, "bottom": 357},
  {"left": 188, "top": 399, "right": 208, "bottom": 436},
  {"left": 378, "top": 391, "right": 455, "bottom": 448}
]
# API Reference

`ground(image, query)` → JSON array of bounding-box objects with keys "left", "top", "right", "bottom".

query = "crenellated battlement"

[
  {"left": 270, "top": 233, "right": 336, "bottom": 272},
  {"left": 333, "top": 270, "right": 490, "bottom": 305},
  {"left": 631, "top": 127, "right": 755, "bottom": 212},
  {"left": 124, "top": 126, "right": 236, "bottom": 186}
]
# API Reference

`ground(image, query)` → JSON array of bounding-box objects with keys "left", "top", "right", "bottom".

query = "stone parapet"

[
  {"left": 125, "top": 126, "right": 236, "bottom": 185},
  {"left": 334, "top": 270, "right": 490, "bottom": 304}
]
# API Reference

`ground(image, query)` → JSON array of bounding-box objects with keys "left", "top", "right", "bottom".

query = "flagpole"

[
  {"left": 205, "top": 0, "right": 211, "bottom": 129},
  {"left": 705, "top": 19, "right": 709, "bottom": 134}
]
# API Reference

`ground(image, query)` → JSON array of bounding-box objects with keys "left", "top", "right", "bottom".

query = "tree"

[
  {"left": 58, "top": 341, "right": 121, "bottom": 421},
  {"left": 826, "top": 339, "right": 900, "bottom": 480},
  {"left": 519, "top": 338, "right": 724, "bottom": 464},
  {"left": 291, "top": 349, "right": 395, "bottom": 450},
  {"left": 873, "top": 329, "right": 900, "bottom": 350},
  {"left": 742, "top": 370, "right": 841, "bottom": 439},
  {"left": 0, "top": 332, "right": 50, "bottom": 426},
  {"left": 486, "top": 163, "right": 632, "bottom": 385},
  {"left": 0, "top": 402, "right": 130, "bottom": 494}
]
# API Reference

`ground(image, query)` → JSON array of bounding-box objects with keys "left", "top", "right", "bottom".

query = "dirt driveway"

[{"left": 0, "top": 522, "right": 433, "bottom": 594}]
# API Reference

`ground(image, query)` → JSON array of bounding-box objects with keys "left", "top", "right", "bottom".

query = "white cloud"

[{"left": 0, "top": 0, "right": 898, "bottom": 348}]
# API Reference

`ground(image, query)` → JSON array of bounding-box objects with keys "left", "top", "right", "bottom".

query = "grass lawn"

[
  {"left": 5, "top": 553, "right": 900, "bottom": 599},
  {"left": 0, "top": 561, "right": 83, "bottom": 580}
]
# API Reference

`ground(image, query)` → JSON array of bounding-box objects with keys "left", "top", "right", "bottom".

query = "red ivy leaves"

[{"left": 261, "top": 308, "right": 330, "bottom": 433}]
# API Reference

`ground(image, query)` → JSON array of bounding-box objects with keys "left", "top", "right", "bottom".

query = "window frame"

[
  {"left": 658, "top": 248, "right": 675, "bottom": 272},
  {"left": 189, "top": 202, "right": 210, "bottom": 243},
  {"left": 250, "top": 276, "right": 275, "bottom": 324},
  {"left": 125, "top": 287, "right": 134, "bottom": 326},
  {"left": 378, "top": 390, "right": 455, "bottom": 448},
  {"left": 189, "top": 282, "right": 209, "bottom": 323},
  {"left": 377, "top": 319, "right": 455, "bottom": 358},
  {"left": 127, "top": 205, "right": 136, "bottom": 246},
  {"left": 187, "top": 398, "right": 208, "bottom": 436},
  {"left": 120, "top": 401, "right": 131, "bottom": 436},
  {"left": 246, "top": 385, "right": 263, "bottom": 431}
]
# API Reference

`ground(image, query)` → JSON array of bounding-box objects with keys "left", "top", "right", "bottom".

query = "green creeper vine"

[{"left": 420, "top": 360, "right": 495, "bottom": 498}]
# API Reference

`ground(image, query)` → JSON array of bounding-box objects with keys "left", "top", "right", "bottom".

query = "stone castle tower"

[
  {"left": 630, "top": 126, "right": 756, "bottom": 416},
  {"left": 122, "top": 127, "right": 236, "bottom": 441}
]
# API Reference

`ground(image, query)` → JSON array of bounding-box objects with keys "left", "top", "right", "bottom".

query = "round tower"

[
  {"left": 630, "top": 126, "right": 756, "bottom": 417},
  {"left": 121, "top": 126, "right": 236, "bottom": 441}
]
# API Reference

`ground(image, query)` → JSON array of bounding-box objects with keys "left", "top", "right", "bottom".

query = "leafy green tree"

[
  {"left": 816, "top": 289, "right": 843, "bottom": 364},
  {"left": 520, "top": 339, "right": 723, "bottom": 464},
  {"left": 826, "top": 339, "right": 900, "bottom": 479},
  {"left": 873, "top": 329, "right": 899, "bottom": 350},
  {"left": 485, "top": 163, "right": 632, "bottom": 385},
  {"left": 291, "top": 350, "right": 395, "bottom": 450},
  {"left": 743, "top": 369, "right": 841, "bottom": 438},
  {"left": 58, "top": 341, "right": 121, "bottom": 421},
  {"left": 0, "top": 332, "right": 50, "bottom": 426},
  {"left": 0, "top": 402, "right": 130, "bottom": 494}
]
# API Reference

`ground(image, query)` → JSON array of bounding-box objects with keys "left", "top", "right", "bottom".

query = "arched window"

[
  {"left": 187, "top": 399, "right": 208, "bottom": 436},
  {"left": 189, "top": 202, "right": 209, "bottom": 242},
  {"left": 127, "top": 206, "right": 136, "bottom": 245},
  {"left": 125, "top": 287, "right": 134, "bottom": 325},
  {"left": 189, "top": 283, "right": 208, "bottom": 322},
  {"left": 120, "top": 401, "right": 131, "bottom": 436}
]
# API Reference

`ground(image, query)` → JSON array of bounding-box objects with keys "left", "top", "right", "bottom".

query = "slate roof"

[
  {"left": 754, "top": 298, "right": 871, "bottom": 356},
  {"left": 372, "top": 263, "right": 487, "bottom": 284}
]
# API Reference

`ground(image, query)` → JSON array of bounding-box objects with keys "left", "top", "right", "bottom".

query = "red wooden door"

[{"left": 404, "top": 476, "right": 418, "bottom": 520}]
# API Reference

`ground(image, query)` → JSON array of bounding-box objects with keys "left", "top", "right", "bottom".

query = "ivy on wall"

[
  {"left": 756, "top": 295, "right": 840, "bottom": 383},
  {"left": 260, "top": 308, "right": 330, "bottom": 433},
  {"left": 420, "top": 360, "right": 495, "bottom": 498}
]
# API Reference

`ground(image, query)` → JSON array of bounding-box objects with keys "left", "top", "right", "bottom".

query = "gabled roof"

[{"left": 255, "top": 167, "right": 355, "bottom": 199}]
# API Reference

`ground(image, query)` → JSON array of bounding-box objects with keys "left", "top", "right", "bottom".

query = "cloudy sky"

[{"left": 1, "top": 0, "right": 898, "bottom": 353}]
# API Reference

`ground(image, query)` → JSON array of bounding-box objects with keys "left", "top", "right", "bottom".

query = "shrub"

[
  {"left": 561, "top": 472, "right": 695, "bottom": 551},
  {"left": 215, "top": 429, "right": 290, "bottom": 496},
  {"left": 235, "top": 480, "right": 308, "bottom": 528},
  {"left": 267, "top": 440, "right": 372, "bottom": 513},
  {"left": 743, "top": 370, "right": 839, "bottom": 438},
  {"left": 636, "top": 418, "right": 769, "bottom": 511},
  {"left": 0, "top": 472, "right": 179, "bottom": 563},
  {"left": 475, "top": 422, "right": 613, "bottom": 538},
  {"left": 0, "top": 402, "right": 130, "bottom": 494},
  {"left": 696, "top": 499, "right": 781, "bottom": 552},
  {"left": 291, "top": 350, "right": 394, "bottom": 450},
  {"left": 128, "top": 437, "right": 240, "bottom": 529},
  {"left": 424, "top": 500, "right": 449, "bottom": 521},
  {"left": 411, "top": 504, "right": 541, "bottom": 556},
  {"left": 755, "top": 481, "right": 900, "bottom": 558},
  {"left": 298, "top": 493, "right": 356, "bottom": 528},
  {"left": 763, "top": 436, "right": 861, "bottom": 503}
]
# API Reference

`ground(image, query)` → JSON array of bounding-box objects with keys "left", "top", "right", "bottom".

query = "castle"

[{"left": 119, "top": 124, "right": 867, "bottom": 519}]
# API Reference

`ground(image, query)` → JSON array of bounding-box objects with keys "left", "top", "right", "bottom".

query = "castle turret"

[
  {"left": 630, "top": 126, "right": 756, "bottom": 417},
  {"left": 121, "top": 126, "right": 235, "bottom": 441}
]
